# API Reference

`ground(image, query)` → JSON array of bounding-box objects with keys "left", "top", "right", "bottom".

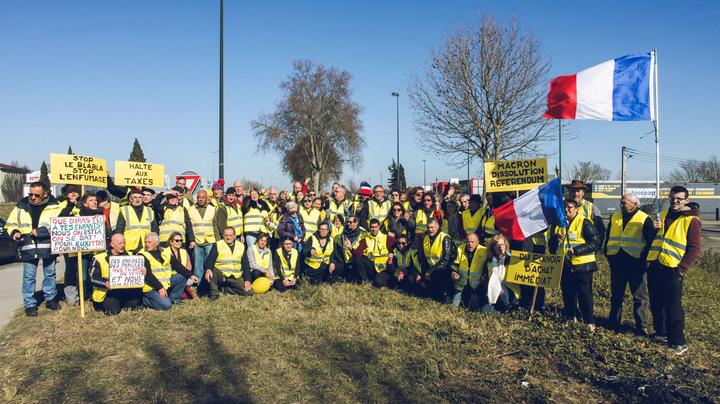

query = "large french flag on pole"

[
  {"left": 492, "top": 178, "right": 568, "bottom": 241},
  {"left": 543, "top": 53, "right": 655, "bottom": 121}
]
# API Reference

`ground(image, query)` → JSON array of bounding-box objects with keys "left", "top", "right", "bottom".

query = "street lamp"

[
  {"left": 218, "top": 0, "right": 225, "bottom": 179},
  {"left": 391, "top": 92, "right": 400, "bottom": 191}
]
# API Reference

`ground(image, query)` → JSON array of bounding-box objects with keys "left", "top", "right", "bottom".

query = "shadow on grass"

[{"left": 137, "top": 324, "right": 253, "bottom": 403}]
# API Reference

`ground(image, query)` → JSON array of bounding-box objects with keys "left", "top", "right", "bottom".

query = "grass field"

[{"left": 0, "top": 250, "right": 718, "bottom": 403}]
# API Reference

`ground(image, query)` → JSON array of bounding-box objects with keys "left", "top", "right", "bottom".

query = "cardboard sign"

[
  {"left": 50, "top": 215, "right": 106, "bottom": 254},
  {"left": 108, "top": 256, "right": 146, "bottom": 289},
  {"left": 484, "top": 158, "right": 548, "bottom": 192},
  {"left": 504, "top": 250, "right": 564, "bottom": 289},
  {"left": 114, "top": 160, "right": 165, "bottom": 187},
  {"left": 50, "top": 153, "right": 108, "bottom": 187}
]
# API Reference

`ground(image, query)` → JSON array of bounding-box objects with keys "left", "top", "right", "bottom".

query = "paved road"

[{"left": 0, "top": 258, "right": 66, "bottom": 329}]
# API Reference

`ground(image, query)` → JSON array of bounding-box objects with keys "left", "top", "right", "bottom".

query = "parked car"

[{"left": 0, "top": 218, "right": 20, "bottom": 262}]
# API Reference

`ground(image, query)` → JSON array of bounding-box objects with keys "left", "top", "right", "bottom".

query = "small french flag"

[
  {"left": 543, "top": 53, "right": 654, "bottom": 121},
  {"left": 492, "top": 178, "right": 568, "bottom": 241}
]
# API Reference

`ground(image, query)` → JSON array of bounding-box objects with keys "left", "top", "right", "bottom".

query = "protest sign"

[
  {"left": 114, "top": 160, "right": 165, "bottom": 187},
  {"left": 50, "top": 153, "right": 108, "bottom": 187},
  {"left": 484, "top": 158, "right": 548, "bottom": 192},
  {"left": 50, "top": 215, "right": 106, "bottom": 254},
  {"left": 504, "top": 250, "right": 564, "bottom": 289},
  {"left": 108, "top": 256, "right": 146, "bottom": 289}
]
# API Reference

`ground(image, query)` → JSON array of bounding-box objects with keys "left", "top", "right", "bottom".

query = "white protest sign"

[
  {"left": 108, "top": 256, "right": 146, "bottom": 289},
  {"left": 50, "top": 215, "right": 106, "bottom": 254}
]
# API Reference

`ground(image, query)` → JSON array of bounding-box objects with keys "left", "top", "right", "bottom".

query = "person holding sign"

[
  {"left": 417, "top": 218, "right": 456, "bottom": 302},
  {"left": 450, "top": 233, "right": 487, "bottom": 310},
  {"left": 138, "top": 233, "right": 186, "bottom": 310},
  {"left": 480, "top": 235, "right": 518, "bottom": 313},
  {"left": 4, "top": 181, "right": 63, "bottom": 317},
  {"left": 604, "top": 193, "right": 655, "bottom": 335},
  {"left": 114, "top": 188, "right": 158, "bottom": 253},
  {"left": 204, "top": 227, "right": 252, "bottom": 301},
  {"left": 273, "top": 236, "right": 301, "bottom": 292},
  {"left": 549, "top": 199, "right": 602, "bottom": 332},
  {"left": 91, "top": 234, "right": 145, "bottom": 315}
]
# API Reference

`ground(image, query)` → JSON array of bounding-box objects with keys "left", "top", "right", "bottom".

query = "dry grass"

[{"left": 0, "top": 257, "right": 718, "bottom": 403}]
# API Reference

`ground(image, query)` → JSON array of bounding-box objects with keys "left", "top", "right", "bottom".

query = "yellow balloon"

[{"left": 251, "top": 277, "right": 272, "bottom": 294}]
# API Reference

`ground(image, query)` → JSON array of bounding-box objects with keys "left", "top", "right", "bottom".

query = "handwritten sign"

[
  {"left": 504, "top": 250, "right": 564, "bottom": 289},
  {"left": 108, "top": 256, "right": 146, "bottom": 289},
  {"left": 484, "top": 158, "right": 548, "bottom": 192},
  {"left": 50, "top": 215, "right": 106, "bottom": 254},
  {"left": 50, "top": 153, "right": 108, "bottom": 187},
  {"left": 114, "top": 160, "right": 165, "bottom": 187}
]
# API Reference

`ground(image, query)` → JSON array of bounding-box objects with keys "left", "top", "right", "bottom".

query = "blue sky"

[{"left": 1, "top": 0, "right": 718, "bottom": 190}]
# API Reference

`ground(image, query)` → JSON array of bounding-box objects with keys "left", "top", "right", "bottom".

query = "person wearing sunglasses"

[
  {"left": 276, "top": 201, "right": 306, "bottom": 253},
  {"left": 5, "top": 181, "right": 62, "bottom": 317},
  {"left": 385, "top": 202, "right": 414, "bottom": 240},
  {"left": 549, "top": 199, "right": 602, "bottom": 332},
  {"left": 167, "top": 231, "right": 197, "bottom": 295},
  {"left": 412, "top": 192, "right": 441, "bottom": 249},
  {"left": 327, "top": 186, "right": 351, "bottom": 224},
  {"left": 299, "top": 196, "right": 321, "bottom": 242},
  {"left": 114, "top": 187, "right": 159, "bottom": 254},
  {"left": 646, "top": 185, "right": 701, "bottom": 356},
  {"left": 302, "top": 222, "right": 343, "bottom": 284},
  {"left": 417, "top": 218, "right": 456, "bottom": 303},
  {"left": 157, "top": 192, "right": 195, "bottom": 247},
  {"left": 340, "top": 215, "right": 366, "bottom": 282},
  {"left": 391, "top": 234, "right": 421, "bottom": 295},
  {"left": 349, "top": 218, "right": 396, "bottom": 287}
]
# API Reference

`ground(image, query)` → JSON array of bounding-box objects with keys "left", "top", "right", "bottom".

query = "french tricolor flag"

[
  {"left": 492, "top": 178, "right": 568, "bottom": 241},
  {"left": 544, "top": 53, "right": 654, "bottom": 121}
]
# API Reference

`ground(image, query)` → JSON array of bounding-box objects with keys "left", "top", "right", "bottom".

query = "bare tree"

[
  {"left": 282, "top": 143, "right": 342, "bottom": 189},
  {"left": 252, "top": 60, "right": 364, "bottom": 192},
  {"left": 566, "top": 161, "right": 611, "bottom": 182},
  {"left": 669, "top": 156, "right": 720, "bottom": 183},
  {"left": 1, "top": 161, "right": 30, "bottom": 203},
  {"left": 409, "top": 16, "right": 555, "bottom": 168}
]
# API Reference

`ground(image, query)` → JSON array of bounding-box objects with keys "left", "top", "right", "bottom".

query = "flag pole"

[
  {"left": 653, "top": 49, "right": 660, "bottom": 218},
  {"left": 558, "top": 119, "right": 562, "bottom": 183}
]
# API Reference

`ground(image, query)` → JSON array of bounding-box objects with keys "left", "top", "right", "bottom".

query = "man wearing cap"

[
  {"left": 157, "top": 191, "right": 195, "bottom": 246},
  {"left": 114, "top": 188, "right": 159, "bottom": 254},
  {"left": 604, "top": 193, "right": 655, "bottom": 335},
  {"left": 568, "top": 180, "right": 606, "bottom": 240},
  {"left": 141, "top": 187, "right": 156, "bottom": 207},
  {"left": 214, "top": 187, "right": 244, "bottom": 243}
]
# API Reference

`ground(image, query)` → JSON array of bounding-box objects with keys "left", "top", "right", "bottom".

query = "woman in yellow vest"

[
  {"left": 242, "top": 190, "right": 272, "bottom": 246},
  {"left": 299, "top": 197, "right": 320, "bottom": 241},
  {"left": 451, "top": 233, "right": 487, "bottom": 310},
  {"left": 244, "top": 233, "right": 275, "bottom": 293},
  {"left": 391, "top": 234, "right": 421, "bottom": 295},
  {"left": 302, "top": 222, "right": 342, "bottom": 284},
  {"left": 331, "top": 214, "right": 345, "bottom": 241},
  {"left": 479, "top": 234, "right": 519, "bottom": 313},
  {"left": 273, "top": 236, "right": 301, "bottom": 292},
  {"left": 549, "top": 199, "right": 602, "bottom": 331}
]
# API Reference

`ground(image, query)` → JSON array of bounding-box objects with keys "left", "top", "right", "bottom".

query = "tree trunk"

[{"left": 312, "top": 170, "right": 321, "bottom": 193}]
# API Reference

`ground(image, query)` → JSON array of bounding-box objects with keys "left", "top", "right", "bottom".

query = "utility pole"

[
  {"left": 621, "top": 146, "right": 628, "bottom": 196},
  {"left": 391, "top": 92, "right": 400, "bottom": 191},
  {"left": 422, "top": 159, "right": 426, "bottom": 189},
  {"left": 218, "top": 0, "right": 225, "bottom": 179}
]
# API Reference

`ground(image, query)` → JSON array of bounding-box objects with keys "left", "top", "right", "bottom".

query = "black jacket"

[
  {"left": 549, "top": 216, "right": 601, "bottom": 273},
  {"left": 417, "top": 232, "right": 456, "bottom": 275}
]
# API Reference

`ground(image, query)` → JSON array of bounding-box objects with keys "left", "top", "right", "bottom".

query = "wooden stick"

[
  {"left": 78, "top": 251, "right": 86, "bottom": 318},
  {"left": 528, "top": 285, "right": 539, "bottom": 321}
]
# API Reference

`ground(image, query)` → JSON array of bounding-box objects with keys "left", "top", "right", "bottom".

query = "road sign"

[{"left": 178, "top": 171, "right": 201, "bottom": 193}]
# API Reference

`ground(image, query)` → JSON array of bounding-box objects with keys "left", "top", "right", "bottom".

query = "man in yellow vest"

[
  {"left": 214, "top": 187, "right": 244, "bottom": 243},
  {"left": 114, "top": 188, "right": 158, "bottom": 254},
  {"left": 90, "top": 234, "right": 145, "bottom": 315},
  {"left": 390, "top": 234, "right": 421, "bottom": 294},
  {"left": 604, "top": 193, "right": 655, "bottom": 335},
  {"left": 567, "top": 180, "right": 606, "bottom": 241},
  {"left": 302, "top": 222, "right": 342, "bottom": 284},
  {"left": 299, "top": 196, "right": 320, "bottom": 241},
  {"left": 95, "top": 190, "right": 120, "bottom": 236},
  {"left": 417, "top": 218, "right": 456, "bottom": 302},
  {"left": 273, "top": 236, "right": 301, "bottom": 291},
  {"left": 460, "top": 195, "right": 483, "bottom": 238},
  {"left": 360, "top": 185, "right": 391, "bottom": 229},
  {"left": 204, "top": 227, "right": 252, "bottom": 301},
  {"left": 349, "top": 218, "right": 396, "bottom": 287},
  {"left": 450, "top": 233, "right": 487, "bottom": 310},
  {"left": 5, "top": 181, "right": 62, "bottom": 317},
  {"left": 157, "top": 192, "right": 195, "bottom": 246},
  {"left": 646, "top": 186, "right": 701, "bottom": 355},
  {"left": 188, "top": 190, "right": 216, "bottom": 287},
  {"left": 139, "top": 232, "right": 187, "bottom": 310},
  {"left": 327, "top": 186, "right": 352, "bottom": 224},
  {"left": 549, "top": 199, "right": 602, "bottom": 332}
]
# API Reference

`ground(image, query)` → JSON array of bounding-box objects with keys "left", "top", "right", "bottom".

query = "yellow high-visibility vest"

[
  {"left": 327, "top": 199, "right": 349, "bottom": 222},
  {"left": 579, "top": 199, "right": 596, "bottom": 223},
  {"left": 108, "top": 201, "right": 120, "bottom": 231},
  {"left": 188, "top": 204, "right": 217, "bottom": 245},
  {"left": 554, "top": 216, "right": 596, "bottom": 266},
  {"left": 276, "top": 247, "right": 299, "bottom": 281},
  {"left": 223, "top": 203, "right": 244, "bottom": 236},
  {"left": 606, "top": 210, "right": 649, "bottom": 259},
  {"left": 138, "top": 248, "right": 172, "bottom": 293},
  {"left": 423, "top": 232, "right": 449, "bottom": 266},
  {"left": 368, "top": 199, "right": 391, "bottom": 224},
  {"left": 461, "top": 208, "right": 482, "bottom": 235},
  {"left": 414, "top": 209, "right": 429, "bottom": 235},
  {"left": 453, "top": 243, "right": 487, "bottom": 291},
  {"left": 363, "top": 232, "right": 390, "bottom": 273},
  {"left": 647, "top": 210, "right": 698, "bottom": 268},
  {"left": 304, "top": 235, "right": 334, "bottom": 269},
  {"left": 393, "top": 247, "right": 419, "bottom": 277},
  {"left": 159, "top": 206, "right": 186, "bottom": 243},
  {"left": 300, "top": 208, "right": 320, "bottom": 240},
  {"left": 215, "top": 240, "right": 245, "bottom": 278},
  {"left": 251, "top": 244, "right": 271, "bottom": 272},
  {"left": 244, "top": 206, "right": 268, "bottom": 234},
  {"left": 121, "top": 205, "right": 154, "bottom": 252}
]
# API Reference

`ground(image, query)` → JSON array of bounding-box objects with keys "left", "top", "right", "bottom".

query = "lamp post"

[
  {"left": 218, "top": 0, "right": 224, "bottom": 179},
  {"left": 391, "top": 92, "right": 400, "bottom": 191}
]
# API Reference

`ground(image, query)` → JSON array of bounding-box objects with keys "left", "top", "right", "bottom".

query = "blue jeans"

[
  {"left": 245, "top": 234, "right": 257, "bottom": 248},
  {"left": 22, "top": 258, "right": 57, "bottom": 308},
  {"left": 480, "top": 283, "right": 516, "bottom": 313},
  {"left": 193, "top": 244, "right": 213, "bottom": 280},
  {"left": 143, "top": 274, "right": 186, "bottom": 310}
]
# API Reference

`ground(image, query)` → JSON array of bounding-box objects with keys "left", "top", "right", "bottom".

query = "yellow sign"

[
  {"left": 484, "top": 158, "right": 548, "bottom": 192},
  {"left": 50, "top": 153, "right": 107, "bottom": 187},
  {"left": 114, "top": 161, "right": 165, "bottom": 187},
  {"left": 505, "top": 250, "right": 564, "bottom": 289}
]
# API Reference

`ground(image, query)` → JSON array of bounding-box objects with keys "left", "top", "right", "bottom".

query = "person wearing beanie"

[
  {"left": 352, "top": 181, "right": 373, "bottom": 217},
  {"left": 209, "top": 179, "right": 225, "bottom": 207},
  {"left": 114, "top": 187, "right": 159, "bottom": 253},
  {"left": 141, "top": 187, "right": 156, "bottom": 207},
  {"left": 214, "top": 187, "right": 244, "bottom": 243},
  {"left": 156, "top": 192, "right": 195, "bottom": 246}
]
